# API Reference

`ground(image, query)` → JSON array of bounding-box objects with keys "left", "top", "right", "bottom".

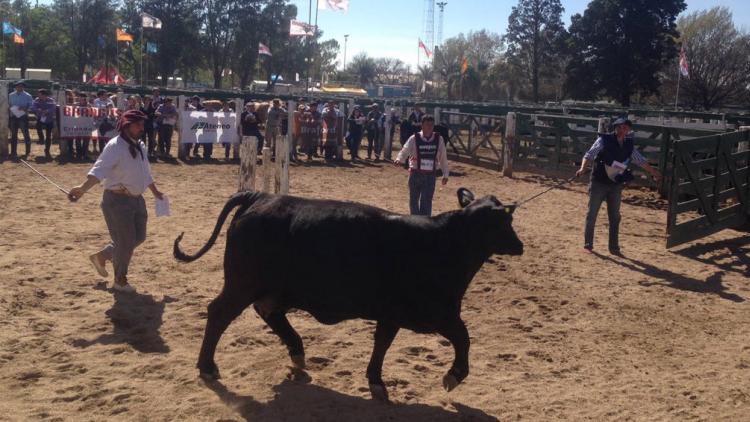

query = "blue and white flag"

[
  {"left": 2, "top": 22, "right": 22, "bottom": 36},
  {"left": 146, "top": 42, "right": 158, "bottom": 53}
]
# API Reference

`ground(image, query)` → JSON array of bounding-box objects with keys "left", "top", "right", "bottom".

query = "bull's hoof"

[
  {"left": 290, "top": 354, "right": 306, "bottom": 370},
  {"left": 442, "top": 373, "right": 460, "bottom": 392},
  {"left": 198, "top": 363, "right": 221, "bottom": 381},
  {"left": 369, "top": 383, "right": 390, "bottom": 403}
]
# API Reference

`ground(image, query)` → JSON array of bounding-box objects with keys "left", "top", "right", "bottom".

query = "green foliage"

[{"left": 564, "top": 0, "right": 687, "bottom": 106}]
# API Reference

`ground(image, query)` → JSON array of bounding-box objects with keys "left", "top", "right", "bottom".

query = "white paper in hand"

[
  {"left": 155, "top": 195, "right": 171, "bottom": 217},
  {"left": 10, "top": 106, "right": 25, "bottom": 118}
]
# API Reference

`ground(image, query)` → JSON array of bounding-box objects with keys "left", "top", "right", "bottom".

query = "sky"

[{"left": 292, "top": 0, "right": 750, "bottom": 71}]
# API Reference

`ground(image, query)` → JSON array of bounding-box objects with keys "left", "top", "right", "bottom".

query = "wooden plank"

[
  {"left": 667, "top": 207, "right": 746, "bottom": 248},
  {"left": 238, "top": 137, "right": 258, "bottom": 192}
]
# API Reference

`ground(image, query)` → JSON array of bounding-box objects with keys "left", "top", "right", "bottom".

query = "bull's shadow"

[
  {"left": 593, "top": 252, "right": 744, "bottom": 303},
  {"left": 205, "top": 378, "right": 499, "bottom": 422},
  {"left": 72, "top": 283, "right": 176, "bottom": 353}
]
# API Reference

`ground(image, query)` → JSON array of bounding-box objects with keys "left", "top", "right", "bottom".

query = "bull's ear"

[
  {"left": 457, "top": 188, "right": 475, "bottom": 208},
  {"left": 503, "top": 204, "right": 517, "bottom": 215}
]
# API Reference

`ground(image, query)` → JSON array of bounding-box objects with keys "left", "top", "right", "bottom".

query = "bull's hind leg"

[
  {"left": 366, "top": 321, "right": 399, "bottom": 402},
  {"left": 254, "top": 307, "right": 305, "bottom": 369},
  {"left": 438, "top": 318, "right": 470, "bottom": 392},
  {"left": 197, "top": 292, "right": 254, "bottom": 380}
]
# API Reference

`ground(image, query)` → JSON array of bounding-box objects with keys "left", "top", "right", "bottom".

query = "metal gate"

[{"left": 666, "top": 130, "right": 750, "bottom": 248}]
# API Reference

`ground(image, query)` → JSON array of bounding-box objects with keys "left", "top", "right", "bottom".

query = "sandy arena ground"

[{"left": 1, "top": 142, "right": 749, "bottom": 421}]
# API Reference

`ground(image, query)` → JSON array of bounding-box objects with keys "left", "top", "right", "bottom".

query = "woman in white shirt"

[{"left": 68, "top": 110, "right": 165, "bottom": 292}]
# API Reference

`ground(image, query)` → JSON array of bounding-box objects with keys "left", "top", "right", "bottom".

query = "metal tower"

[
  {"left": 423, "top": 0, "right": 435, "bottom": 55},
  {"left": 436, "top": 2, "right": 447, "bottom": 46}
]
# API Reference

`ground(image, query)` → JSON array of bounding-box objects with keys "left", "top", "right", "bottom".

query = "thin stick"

[
  {"left": 517, "top": 175, "right": 577, "bottom": 207},
  {"left": 19, "top": 159, "right": 70, "bottom": 195}
]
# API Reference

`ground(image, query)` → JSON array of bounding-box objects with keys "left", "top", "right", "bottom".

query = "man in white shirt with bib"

[
  {"left": 394, "top": 115, "right": 449, "bottom": 216},
  {"left": 68, "top": 110, "right": 165, "bottom": 292}
]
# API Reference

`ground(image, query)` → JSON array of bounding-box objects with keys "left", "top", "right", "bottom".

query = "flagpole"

[
  {"left": 140, "top": 26, "right": 144, "bottom": 86},
  {"left": 674, "top": 66, "right": 681, "bottom": 111}
]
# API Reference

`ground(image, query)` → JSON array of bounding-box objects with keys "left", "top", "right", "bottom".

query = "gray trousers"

[
  {"left": 584, "top": 180, "right": 623, "bottom": 250},
  {"left": 99, "top": 190, "right": 148, "bottom": 282},
  {"left": 409, "top": 172, "right": 437, "bottom": 216}
]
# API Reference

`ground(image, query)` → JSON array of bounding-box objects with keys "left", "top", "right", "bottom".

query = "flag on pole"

[
  {"left": 461, "top": 57, "right": 469, "bottom": 74},
  {"left": 318, "top": 0, "right": 349, "bottom": 12},
  {"left": 258, "top": 42, "right": 272, "bottom": 56},
  {"left": 146, "top": 42, "right": 158, "bottom": 54},
  {"left": 2, "top": 22, "right": 22, "bottom": 36},
  {"left": 419, "top": 39, "right": 432, "bottom": 59},
  {"left": 116, "top": 28, "right": 133, "bottom": 42},
  {"left": 290, "top": 19, "right": 316, "bottom": 37},
  {"left": 141, "top": 13, "right": 162, "bottom": 29},
  {"left": 12, "top": 34, "right": 24, "bottom": 44},
  {"left": 679, "top": 46, "right": 689, "bottom": 78}
]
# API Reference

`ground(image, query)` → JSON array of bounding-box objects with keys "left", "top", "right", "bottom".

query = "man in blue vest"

[
  {"left": 576, "top": 118, "right": 661, "bottom": 256},
  {"left": 394, "top": 115, "right": 449, "bottom": 216}
]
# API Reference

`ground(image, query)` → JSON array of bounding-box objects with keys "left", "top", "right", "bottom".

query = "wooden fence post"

[
  {"left": 233, "top": 97, "right": 243, "bottom": 159},
  {"left": 262, "top": 146, "right": 272, "bottom": 192},
  {"left": 177, "top": 95, "right": 187, "bottom": 160},
  {"left": 0, "top": 81, "right": 8, "bottom": 157},
  {"left": 502, "top": 112, "right": 516, "bottom": 178},
  {"left": 238, "top": 136, "right": 258, "bottom": 192}
]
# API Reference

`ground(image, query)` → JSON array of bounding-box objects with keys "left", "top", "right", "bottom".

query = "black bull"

[{"left": 174, "top": 188, "right": 523, "bottom": 401}]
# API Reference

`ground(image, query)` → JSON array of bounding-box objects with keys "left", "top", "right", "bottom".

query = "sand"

[{"left": 1, "top": 143, "right": 749, "bottom": 421}]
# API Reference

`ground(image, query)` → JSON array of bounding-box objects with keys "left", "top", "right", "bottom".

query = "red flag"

[
  {"left": 461, "top": 57, "right": 468, "bottom": 74},
  {"left": 679, "top": 46, "right": 689, "bottom": 78},
  {"left": 12, "top": 34, "right": 24, "bottom": 44},
  {"left": 418, "top": 39, "right": 432, "bottom": 59}
]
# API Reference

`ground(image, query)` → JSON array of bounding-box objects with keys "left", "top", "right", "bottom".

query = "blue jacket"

[{"left": 31, "top": 97, "right": 57, "bottom": 123}]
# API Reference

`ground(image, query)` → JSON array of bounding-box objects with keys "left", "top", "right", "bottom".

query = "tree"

[
  {"left": 564, "top": 0, "right": 687, "bottom": 106},
  {"left": 374, "top": 57, "right": 407, "bottom": 85},
  {"left": 202, "top": 0, "right": 238, "bottom": 88},
  {"left": 348, "top": 52, "right": 376, "bottom": 87},
  {"left": 259, "top": 0, "right": 305, "bottom": 90},
  {"left": 672, "top": 7, "right": 750, "bottom": 109},
  {"left": 434, "top": 31, "right": 503, "bottom": 100},
  {"left": 55, "top": 0, "right": 118, "bottom": 80},
  {"left": 140, "top": 0, "right": 201, "bottom": 86},
  {"left": 505, "top": 0, "right": 567, "bottom": 103}
]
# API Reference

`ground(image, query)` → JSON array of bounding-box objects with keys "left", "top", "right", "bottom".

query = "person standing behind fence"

[
  {"left": 8, "top": 80, "right": 33, "bottom": 160},
  {"left": 394, "top": 115, "right": 449, "bottom": 216},
  {"left": 300, "top": 109, "right": 318, "bottom": 161},
  {"left": 93, "top": 90, "right": 115, "bottom": 153},
  {"left": 347, "top": 106, "right": 365, "bottom": 160},
  {"left": 31, "top": 88, "right": 57, "bottom": 160},
  {"left": 67, "top": 110, "right": 165, "bottom": 293},
  {"left": 73, "top": 94, "right": 91, "bottom": 161},
  {"left": 221, "top": 100, "right": 234, "bottom": 160},
  {"left": 576, "top": 118, "right": 662, "bottom": 256},
  {"left": 141, "top": 96, "right": 157, "bottom": 159},
  {"left": 322, "top": 106, "right": 339, "bottom": 160},
  {"left": 265, "top": 99, "right": 285, "bottom": 156},
  {"left": 366, "top": 104, "right": 383, "bottom": 161},
  {"left": 187, "top": 96, "right": 204, "bottom": 159},
  {"left": 241, "top": 102, "right": 264, "bottom": 154},
  {"left": 155, "top": 97, "right": 178, "bottom": 158}
]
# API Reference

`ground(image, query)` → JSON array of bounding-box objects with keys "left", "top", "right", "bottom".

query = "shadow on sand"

[
  {"left": 672, "top": 234, "right": 750, "bottom": 277},
  {"left": 72, "top": 283, "right": 177, "bottom": 353},
  {"left": 593, "top": 252, "right": 744, "bottom": 303},
  {"left": 204, "top": 378, "right": 499, "bottom": 422}
]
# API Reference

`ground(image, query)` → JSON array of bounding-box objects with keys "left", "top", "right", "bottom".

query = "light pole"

[{"left": 343, "top": 34, "right": 349, "bottom": 71}]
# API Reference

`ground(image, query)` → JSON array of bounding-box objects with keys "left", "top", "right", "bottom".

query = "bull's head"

[{"left": 457, "top": 188, "right": 523, "bottom": 256}]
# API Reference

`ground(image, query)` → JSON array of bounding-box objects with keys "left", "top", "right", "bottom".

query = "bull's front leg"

[
  {"left": 366, "top": 321, "right": 399, "bottom": 402},
  {"left": 438, "top": 318, "right": 470, "bottom": 392}
]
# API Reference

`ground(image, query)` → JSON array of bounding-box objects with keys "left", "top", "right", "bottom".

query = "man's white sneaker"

[{"left": 89, "top": 253, "right": 108, "bottom": 277}]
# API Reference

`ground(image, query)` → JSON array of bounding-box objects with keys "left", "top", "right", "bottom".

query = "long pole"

[
  {"left": 343, "top": 34, "right": 348, "bottom": 70},
  {"left": 19, "top": 159, "right": 70, "bottom": 195},
  {"left": 140, "top": 27, "right": 144, "bottom": 86}
]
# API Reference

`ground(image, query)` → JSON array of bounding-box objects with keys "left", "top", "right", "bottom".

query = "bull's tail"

[{"left": 173, "top": 192, "right": 259, "bottom": 263}]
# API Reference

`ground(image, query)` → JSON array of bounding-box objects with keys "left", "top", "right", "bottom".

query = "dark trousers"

[
  {"left": 158, "top": 124, "right": 174, "bottom": 156},
  {"left": 366, "top": 129, "right": 381, "bottom": 158},
  {"left": 98, "top": 139, "right": 107, "bottom": 153},
  {"left": 348, "top": 132, "right": 363, "bottom": 158},
  {"left": 584, "top": 180, "right": 623, "bottom": 251},
  {"left": 36, "top": 121, "right": 54, "bottom": 154},
  {"left": 408, "top": 172, "right": 437, "bottom": 216},
  {"left": 144, "top": 128, "right": 156, "bottom": 156},
  {"left": 75, "top": 138, "right": 90, "bottom": 159},
  {"left": 9, "top": 115, "right": 31, "bottom": 157}
]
